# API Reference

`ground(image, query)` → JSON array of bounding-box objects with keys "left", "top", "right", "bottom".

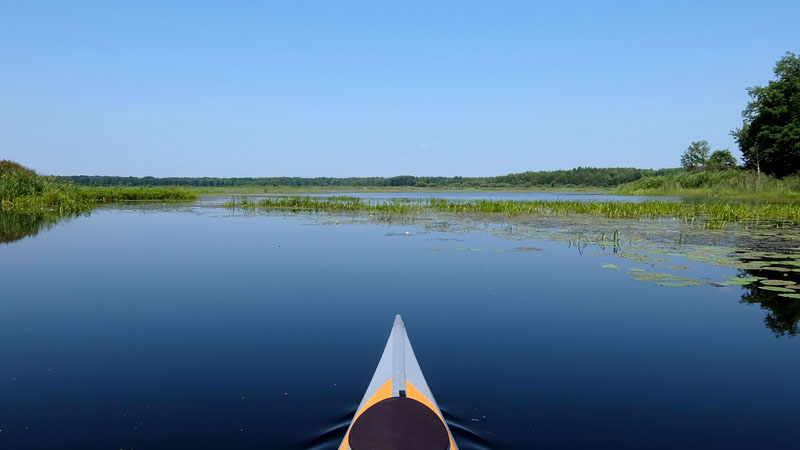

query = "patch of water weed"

[
  {"left": 656, "top": 281, "right": 702, "bottom": 287},
  {"left": 618, "top": 253, "right": 668, "bottom": 265},
  {"left": 629, "top": 270, "right": 704, "bottom": 287}
]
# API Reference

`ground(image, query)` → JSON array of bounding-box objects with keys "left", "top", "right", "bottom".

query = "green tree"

[
  {"left": 705, "top": 149, "right": 738, "bottom": 171},
  {"left": 680, "top": 140, "right": 710, "bottom": 171},
  {"left": 732, "top": 52, "right": 800, "bottom": 177}
]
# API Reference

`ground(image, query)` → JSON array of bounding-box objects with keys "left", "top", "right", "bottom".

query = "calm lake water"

[{"left": 2, "top": 196, "right": 799, "bottom": 449}]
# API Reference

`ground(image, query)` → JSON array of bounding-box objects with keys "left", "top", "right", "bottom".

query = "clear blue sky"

[{"left": 1, "top": 1, "right": 798, "bottom": 177}]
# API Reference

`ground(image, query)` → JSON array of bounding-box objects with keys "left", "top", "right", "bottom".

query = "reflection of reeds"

[
  {"left": 0, "top": 211, "right": 63, "bottom": 244},
  {"left": 224, "top": 195, "right": 800, "bottom": 227}
]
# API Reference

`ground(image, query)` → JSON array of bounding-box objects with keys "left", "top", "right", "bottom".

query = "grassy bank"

[
  {"left": 225, "top": 195, "right": 800, "bottom": 226},
  {"left": 612, "top": 170, "right": 800, "bottom": 199},
  {"left": 1, "top": 161, "right": 197, "bottom": 214}
]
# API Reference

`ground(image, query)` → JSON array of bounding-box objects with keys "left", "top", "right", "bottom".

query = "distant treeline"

[{"left": 57, "top": 167, "right": 682, "bottom": 188}]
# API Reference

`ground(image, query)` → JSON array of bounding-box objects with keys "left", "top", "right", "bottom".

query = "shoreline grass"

[
  {"left": 224, "top": 195, "right": 800, "bottom": 226},
  {"left": 77, "top": 186, "right": 198, "bottom": 203},
  {"left": 613, "top": 170, "right": 800, "bottom": 199},
  {"left": 1, "top": 161, "right": 198, "bottom": 214}
]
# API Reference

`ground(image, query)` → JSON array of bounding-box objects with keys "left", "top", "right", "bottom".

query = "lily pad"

[
  {"left": 778, "top": 293, "right": 800, "bottom": 299},
  {"left": 721, "top": 280, "right": 754, "bottom": 286},
  {"left": 725, "top": 276, "right": 761, "bottom": 282},
  {"left": 601, "top": 264, "right": 619, "bottom": 270},
  {"left": 758, "top": 286, "right": 795, "bottom": 293},
  {"left": 628, "top": 268, "right": 646, "bottom": 272},
  {"left": 759, "top": 279, "right": 796, "bottom": 286}
]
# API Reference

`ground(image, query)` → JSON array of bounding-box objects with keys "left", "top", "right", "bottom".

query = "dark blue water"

[{"left": 1, "top": 204, "right": 799, "bottom": 449}]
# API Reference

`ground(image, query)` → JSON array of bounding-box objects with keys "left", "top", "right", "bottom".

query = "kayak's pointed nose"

[{"left": 394, "top": 314, "right": 405, "bottom": 328}]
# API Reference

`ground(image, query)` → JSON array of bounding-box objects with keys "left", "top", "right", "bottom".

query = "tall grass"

[
  {"left": 1, "top": 161, "right": 198, "bottom": 214},
  {"left": 225, "top": 195, "right": 800, "bottom": 225},
  {"left": 612, "top": 170, "right": 800, "bottom": 199},
  {"left": 77, "top": 186, "right": 197, "bottom": 202}
]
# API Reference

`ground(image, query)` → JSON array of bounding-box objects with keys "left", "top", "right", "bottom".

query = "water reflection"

[
  {"left": 739, "top": 269, "right": 800, "bottom": 337},
  {"left": 0, "top": 210, "right": 65, "bottom": 244},
  {"left": 3, "top": 203, "right": 800, "bottom": 449},
  {"left": 4, "top": 203, "right": 800, "bottom": 341}
]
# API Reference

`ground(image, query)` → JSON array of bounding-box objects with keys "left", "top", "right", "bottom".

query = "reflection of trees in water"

[
  {"left": 739, "top": 269, "right": 800, "bottom": 337},
  {"left": 0, "top": 211, "right": 63, "bottom": 244}
]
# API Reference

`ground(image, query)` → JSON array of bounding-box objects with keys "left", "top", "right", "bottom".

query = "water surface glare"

[{"left": 1, "top": 203, "right": 799, "bottom": 449}]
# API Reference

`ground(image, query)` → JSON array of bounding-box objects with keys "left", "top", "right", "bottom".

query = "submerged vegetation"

[
  {"left": 1, "top": 161, "right": 197, "bottom": 215},
  {"left": 225, "top": 195, "right": 800, "bottom": 226}
]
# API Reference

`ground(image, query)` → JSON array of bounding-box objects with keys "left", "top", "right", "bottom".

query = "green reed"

[
  {"left": 77, "top": 186, "right": 198, "bottom": 202},
  {"left": 224, "top": 195, "right": 800, "bottom": 226},
  {"left": 2, "top": 160, "right": 198, "bottom": 214}
]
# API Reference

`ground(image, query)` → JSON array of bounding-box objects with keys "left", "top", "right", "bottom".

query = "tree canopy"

[
  {"left": 732, "top": 52, "right": 800, "bottom": 177},
  {"left": 706, "top": 149, "right": 738, "bottom": 171},
  {"left": 56, "top": 167, "right": 682, "bottom": 189},
  {"left": 680, "top": 141, "right": 711, "bottom": 171}
]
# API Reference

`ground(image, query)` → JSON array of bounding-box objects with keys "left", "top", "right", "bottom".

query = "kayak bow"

[{"left": 339, "top": 315, "right": 458, "bottom": 450}]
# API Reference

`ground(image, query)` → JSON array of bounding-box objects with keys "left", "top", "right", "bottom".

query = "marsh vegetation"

[
  {"left": 224, "top": 195, "right": 800, "bottom": 227},
  {"left": 1, "top": 161, "right": 197, "bottom": 215},
  {"left": 613, "top": 169, "right": 800, "bottom": 198}
]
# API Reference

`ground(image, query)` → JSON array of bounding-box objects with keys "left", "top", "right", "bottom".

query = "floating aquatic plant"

[
  {"left": 759, "top": 280, "right": 796, "bottom": 286},
  {"left": 758, "top": 286, "right": 795, "bottom": 292},
  {"left": 657, "top": 281, "right": 701, "bottom": 287}
]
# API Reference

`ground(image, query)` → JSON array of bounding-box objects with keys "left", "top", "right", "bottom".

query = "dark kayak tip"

[{"left": 339, "top": 315, "right": 458, "bottom": 450}]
